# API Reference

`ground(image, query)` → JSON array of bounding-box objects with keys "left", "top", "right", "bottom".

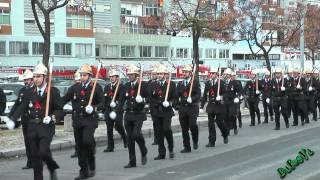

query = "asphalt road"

[{"left": 0, "top": 116, "right": 320, "bottom": 180}]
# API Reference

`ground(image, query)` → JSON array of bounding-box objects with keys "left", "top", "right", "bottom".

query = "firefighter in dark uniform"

[
  {"left": 150, "top": 64, "right": 175, "bottom": 160},
  {"left": 0, "top": 86, "right": 5, "bottom": 116},
  {"left": 231, "top": 71, "right": 244, "bottom": 128},
  {"left": 200, "top": 67, "right": 228, "bottom": 147},
  {"left": 9, "top": 69, "right": 34, "bottom": 169},
  {"left": 63, "top": 64, "right": 104, "bottom": 180},
  {"left": 122, "top": 64, "right": 148, "bottom": 168},
  {"left": 6, "top": 63, "right": 62, "bottom": 180},
  {"left": 261, "top": 70, "right": 273, "bottom": 123},
  {"left": 223, "top": 68, "right": 242, "bottom": 135},
  {"left": 271, "top": 67, "right": 289, "bottom": 130},
  {"left": 176, "top": 64, "right": 201, "bottom": 153},
  {"left": 101, "top": 69, "right": 127, "bottom": 152},
  {"left": 288, "top": 68, "right": 309, "bottom": 126},
  {"left": 312, "top": 70, "right": 320, "bottom": 121},
  {"left": 286, "top": 68, "right": 294, "bottom": 118},
  {"left": 244, "top": 71, "right": 261, "bottom": 126},
  {"left": 70, "top": 70, "right": 81, "bottom": 158},
  {"left": 304, "top": 69, "right": 318, "bottom": 121},
  {"left": 148, "top": 67, "right": 159, "bottom": 145}
]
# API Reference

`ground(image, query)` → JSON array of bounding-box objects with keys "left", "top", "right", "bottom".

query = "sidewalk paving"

[{"left": 0, "top": 108, "right": 251, "bottom": 159}]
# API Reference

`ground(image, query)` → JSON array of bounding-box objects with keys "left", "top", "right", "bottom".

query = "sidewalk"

[{"left": 0, "top": 107, "right": 251, "bottom": 159}]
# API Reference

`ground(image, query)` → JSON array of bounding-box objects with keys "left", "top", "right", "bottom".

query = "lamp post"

[{"left": 300, "top": 0, "right": 305, "bottom": 70}]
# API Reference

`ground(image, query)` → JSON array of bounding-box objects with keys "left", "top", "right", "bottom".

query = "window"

[
  {"left": 0, "top": 10, "right": 10, "bottom": 25},
  {"left": 107, "top": 45, "right": 119, "bottom": 57},
  {"left": 96, "top": 45, "right": 100, "bottom": 57},
  {"left": 9, "top": 41, "right": 28, "bottom": 55},
  {"left": 0, "top": 41, "right": 5, "bottom": 55},
  {"left": 32, "top": 42, "right": 44, "bottom": 55},
  {"left": 66, "top": 14, "right": 91, "bottom": 29},
  {"left": 76, "top": 43, "right": 92, "bottom": 57},
  {"left": 121, "top": 8, "right": 126, "bottom": 15},
  {"left": 140, "top": 46, "right": 152, "bottom": 57},
  {"left": 54, "top": 43, "right": 71, "bottom": 56},
  {"left": 269, "top": 54, "right": 280, "bottom": 60},
  {"left": 176, "top": 48, "right": 188, "bottom": 58},
  {"left": 155, "top": 46, "right": 168, "bottom": 57},
  {"left": 245, "top": 54, "right": 255, "bottom": 60},
  {"left": 121, "top": 46, "right": 135, "bottom": 57},
  {"left": 145, "top": 4, "right": 159, "bottom": 16},
  {"left": 205, "top": 48, "right": 216, "bottom": 58},
  {"left": 232, "top": 54, "right": 244, "bottom": 60},
  {"left": 219, "top": 49, "right": 229, "bottom": 59}
]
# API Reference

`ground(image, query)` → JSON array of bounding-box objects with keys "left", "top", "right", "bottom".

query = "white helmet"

[
  {"left": 33, "top": 63, "right": 48, "bottom": 75},
  {"left": 109, "top": 69, "right": 120, "bottom": 77},
  {"left": 157, "top": 64, "right": 168, "bottom": 73},
  {"left": 182, "top": 64, "right": 193, "bottom": 72},
  {"left": 127, "top": 64, "right": 140, "bottom": 75},
  {"left": 223, "top": 68, "right": 233, "bottom": 75},
  {"left": 74, "top": 70, "right": 81, "bottom": 81},
  {"left": 209, "top": 67, "right": 218, "bottom": 73},
  {"left": 274, "top": 67, "right": 282, "bottom": 73},
  {"left": 23, "top": 69, "right": 33, "bottom": 80}
]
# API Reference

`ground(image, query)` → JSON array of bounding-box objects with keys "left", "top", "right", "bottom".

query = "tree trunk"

[
  {"left": 42, "top": 14, "right": 51, "bottom": 67},
  {"left": 264, "top": 53, "right": 271, "bottom": 72},
  {"left": 192, "top": 25, "right": 200, "bottom": 79}
]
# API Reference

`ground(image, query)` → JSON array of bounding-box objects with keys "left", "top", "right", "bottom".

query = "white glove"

[
  {"left": 240, "top": 95, "right": 244, "bottom": 100},
  {"left": 187, "top": 97, "right": 192, "bottom": 103},
  {"left": 281, "top": 86, "right": 285, "bottom": 91},
  {"left": 43, "top": 116, "right": 52, "bottom": 124},
  {"left": 199, "top": 109, "right": 204, "bottom": 113},
  {"left": 297, "top": 84, "right": 301, "bottom": 89},
  {"left": 266, "top": 98, "right": 270, "bottom": 104},
  {"left": 135, "top": 95, "right": 143, "bottom": 103},
  {"left": 234, "top": 97, "right": 240, "bottom": 103},
  {"left": 216, "top": 95, "right": 222, "bottom": 101},
  {"left": 110, "top": 101, "right": 116, "bottom": 108},
  {"left": 85, "top": 105, "right": 94, "bottom": 114},
  {"left": 97, "top": 113, "right": 105, "bottom": 121},
  {"left": 256, "top": 90, "right": 260, "bottom": 95},
  {"left": 308, "top": 86, "right": 313, "bottom": 91},
  {"left": 172, "top": 108, "right": 176, "bottom": 113},
  {"left": 162, "top": 101, "right": 170, "bottom": 107},
  {"left": 5, "top": 118, "right": 15, "bottom": 130},
  {"left": 109, "top": 111, "right": 117, "bottom": 120}
]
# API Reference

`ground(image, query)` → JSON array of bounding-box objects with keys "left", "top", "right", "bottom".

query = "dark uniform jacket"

[
  {"left": 244, "top": 79, "right": 261, "bottom": 100},
  {"left": 11, "top": 85, "right": 64, "bottom": 125},
  {"left": 149, "top": 80, "right": 176, "bottom": 118},
  {"left": 9, "top": 86, "right": 30, "bottom": 125},
  {"left": 63, "top": 81, "right": 104, "bottom": 128},
  {"left": 304, "top": 77, "right": 319, "bottom": 97},
  {"left": 201, "top": 78, "right": 225, "bottom": 114},
  {"left": 102, "top": 82, "right": 125, "bottom": 114},
  {"left": 122, "top": 81, "right": 149, "bottom": 121},
  {"left": 288, "top": 77, "right": 306, "bottom": 100},
  {"left": 176, "top": 78, "right": 201, "bottom": 116},
  {"left": 261, "top": 78, "right": 272, "bottom": 98},
  {"left": 223, "top": 79, "right": 242, "bottom": 104},
  {"left": 271, "top": 78, "right": 288, "bottom": 98}
]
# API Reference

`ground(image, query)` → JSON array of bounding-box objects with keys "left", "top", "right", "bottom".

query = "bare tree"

[
  {"left": 31, "top": 0, "right": 90, "bottom": 67},
  {"left": 228, "top": 0, "right": 302, "bottom": 71},
  {"left": 168, "top": 0, "right": 237, "bottom": 77}
]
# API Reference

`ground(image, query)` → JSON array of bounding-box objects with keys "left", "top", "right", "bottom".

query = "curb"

[{"left": 0, "top": 111, "right": 252, "bottom": 158}]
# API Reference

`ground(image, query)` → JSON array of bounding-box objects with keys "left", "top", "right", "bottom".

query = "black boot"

[
  {"left": 103, "top": 147, "right": 114, "bottom": 153},
  {"left": 169, "top": 151, "right": 175, "bottom": 159},
  {"left": 180, "top": 148, "right": 191, "bottom": 153},
  {"left": 223, "top": 137, "right": 229, "bottom": 144},
  {"left": 154, "top": 155, "right": 165, "bottom": 160},
  {"left": 206, "top": 142, "right": 215, "bottom": 148},
  {"left": 124, "top": 163, "right": 136, "bottom": 168},
  {"left": 50, "top": 170, "right": 58, "bottom": 180}
]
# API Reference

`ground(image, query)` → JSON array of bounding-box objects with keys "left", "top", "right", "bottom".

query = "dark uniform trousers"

[
  {"left": 224, "top": 102, "right": 237, "bottom": 133},
  {"left": 208, "top": 108, "right": 228, "bottom": 144},
  {"left": 262, "top": 96, "right": 273, "bottom": 122},
  {"left": 178, "top": 105, "right": 199, "bottom": 150},
  {"left": 273, "top": 97, "right": 289, "bottom": 128},
  {"left": 102, "top": 83, "right": 127, "bottom": 150},
  {"left": 123, "top": 81, "right": 149, "bottom": 165},
  {"left": 248, "top": 97, "right": 261, "bottom": 125},
  {"left": 149, "top": 80, "right": 175, "bottom": 155},
  {"left": 63, "top": 82, "right": 104, "bottom": 175},
  {"left": 11, "top": 86, "right": 63, "bottom": 180},
  {"left": 176, "top": 80, "right": 201, "bottom": 150},
  {"left": 22, "top": 122, "right": 32, "bottom": 167},
  {"left": 292, "top": 95, "right": 309, "bottom": 125}
]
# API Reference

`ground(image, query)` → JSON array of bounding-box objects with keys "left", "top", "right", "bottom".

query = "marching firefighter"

[
  {"left": 101, "top": 69, "right": 127, "bottom": 152},
  {"left": 304, "top": 69, "right": 318, "bottom": 121},
  {"left": 288, "top": 68, "right": 309, "bottom": 126},
  {"left": 70, "top": 70, "right": 81, "bottom": 159},
  {"left": 271, "top": 67, "right": 289, "bottom": 130},
  {"left": 176, "top": 64, "right": 201, "bottom": 153},
  {"left": 261, "top": 70, "right": 273, "bottom": 123},
  {"left": 63, "top": 64, "right": 104, "bottom": 180},
  {"left": 122, "top": 64, "right": 148, "bottom": 168},
  {"left": 9, "top": 69, "right": 34, "bottom": 169},
  {"left": 244, "top": 71, "right": 261, "bottom": 126},
  {"left": 223, "top": 68, "right": 242, "bottom": 135},
  {"left": 150, "top": 64, "right": 175, "bottom": 160},
  {"left": 148, "top": 67, "right": 159, "bottom": 146},
  {"left": 6, "top": 63, "right": 63, "bottom": 180},
  {"left": 231, "top": 71, "right": 243, "bottom": 128},
  {"left": 287, "top": 67, "right": 294, "bottom": 118},
  {"left": 200, "top": 67, "right": 228, "bottom": 147}
]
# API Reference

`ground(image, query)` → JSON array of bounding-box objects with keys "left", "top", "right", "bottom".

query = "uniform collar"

[{"left": 36, "top": 83, "right": 47, "bottom": 96}]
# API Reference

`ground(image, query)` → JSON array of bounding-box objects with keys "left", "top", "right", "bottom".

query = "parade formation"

[{"left": 3, "top": 62, "right": 320, "bottom": 180}]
